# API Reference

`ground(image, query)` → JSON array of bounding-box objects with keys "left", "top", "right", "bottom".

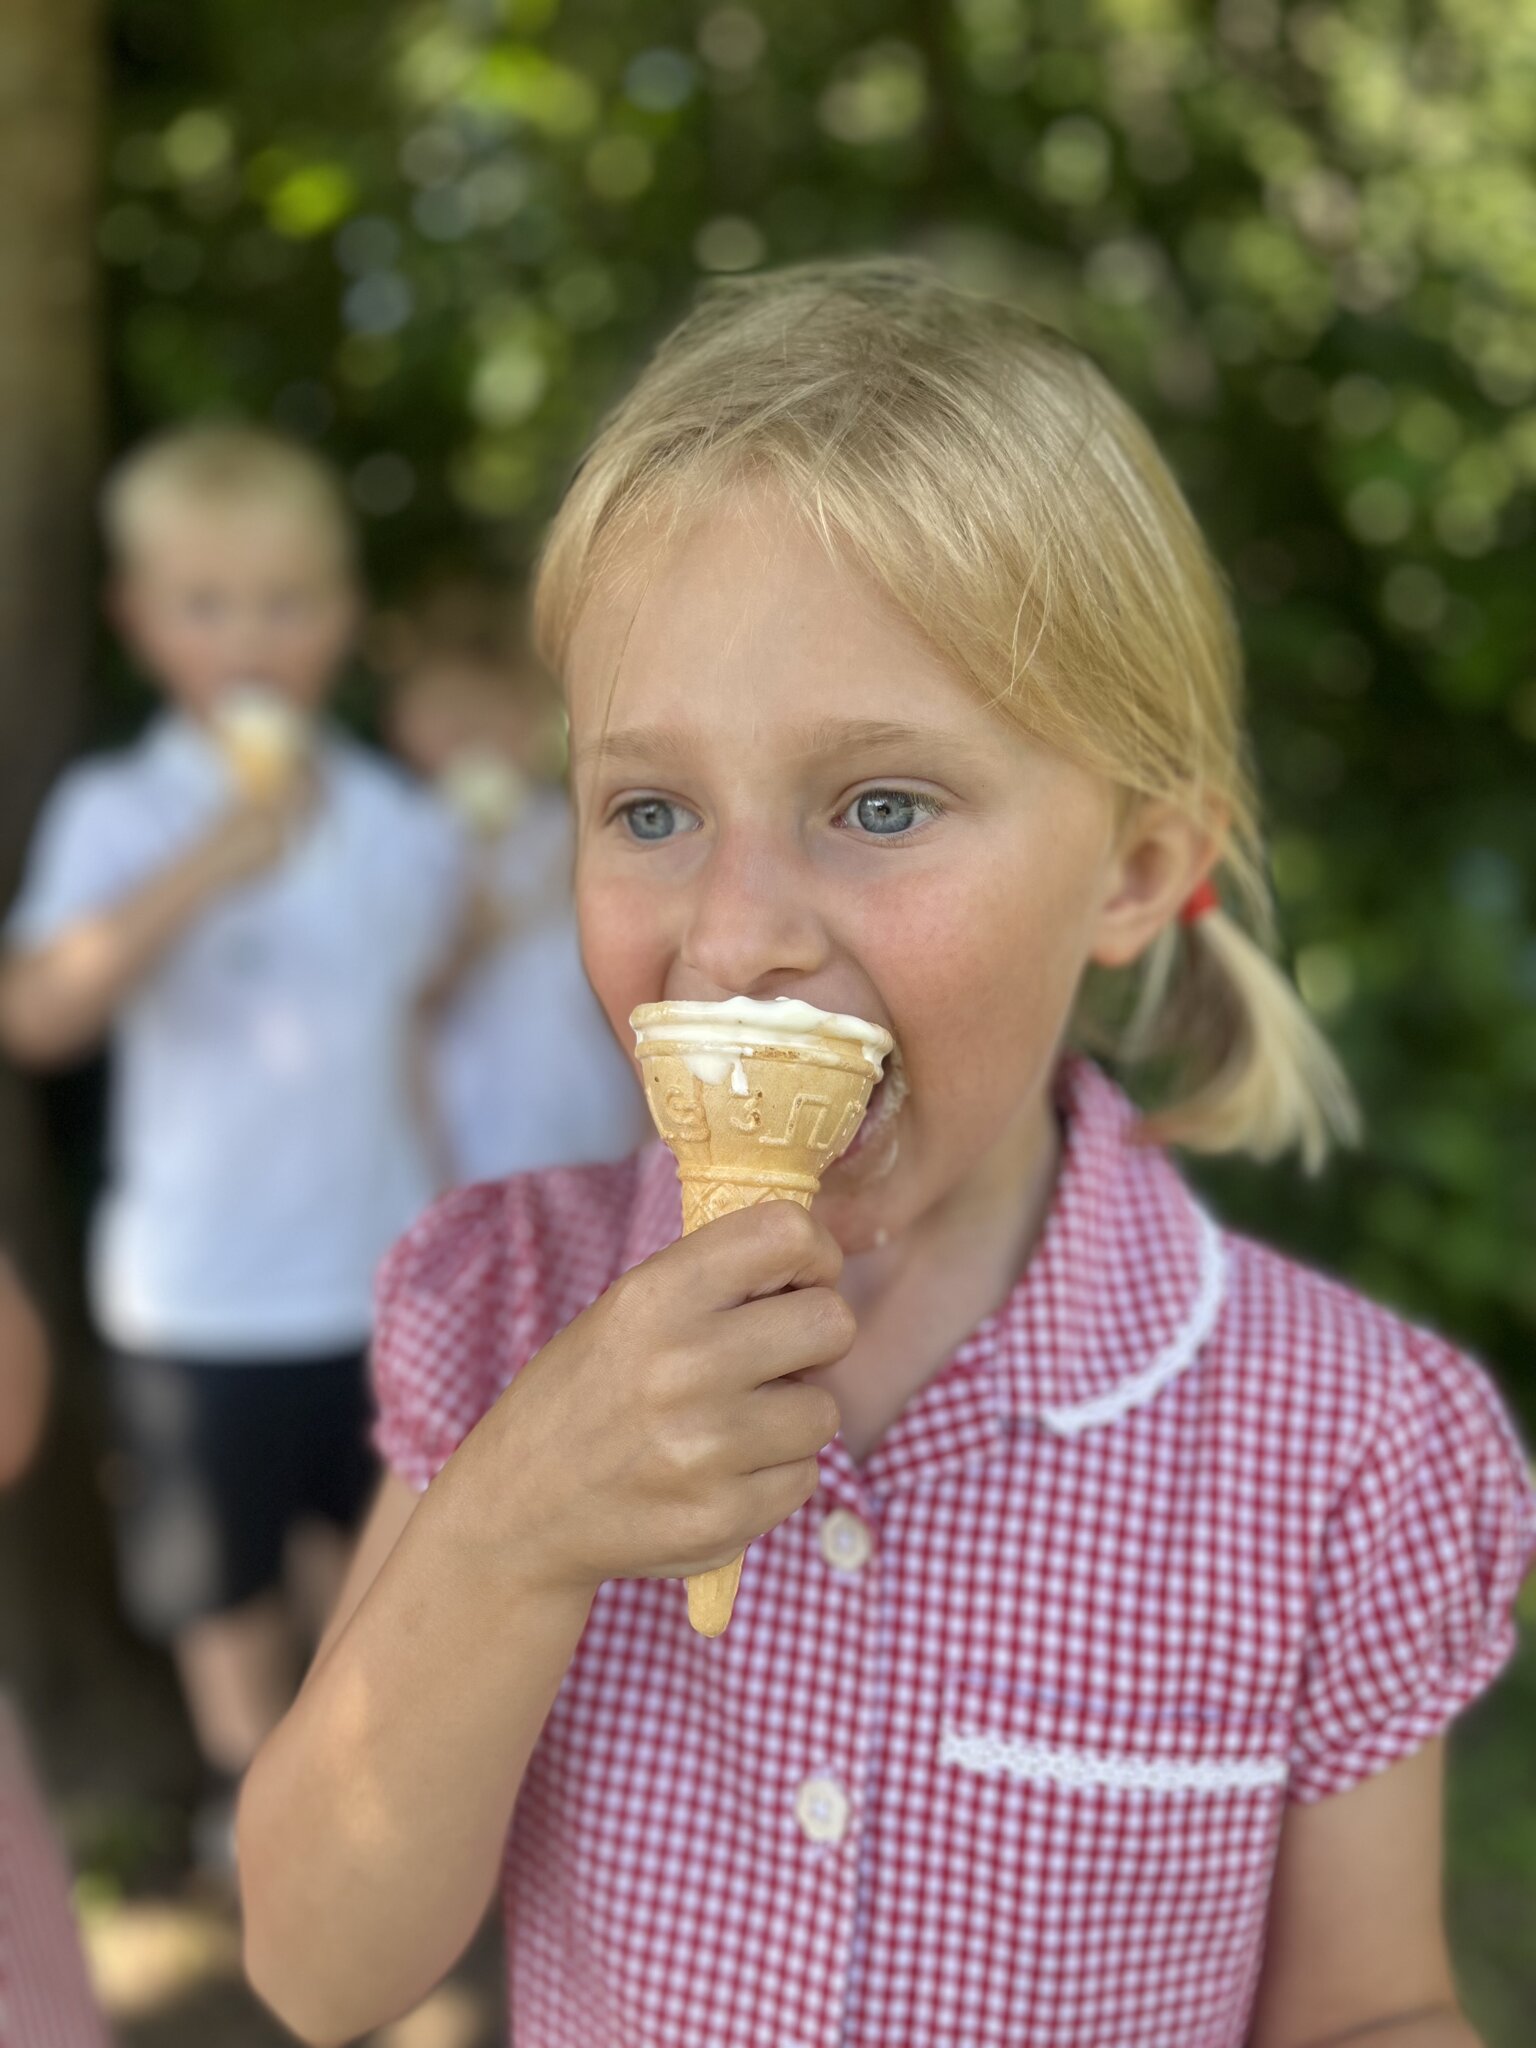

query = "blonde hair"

[
  {"left": 102, "top": 422, "right": 354, "bottom": 567},
  {"left": 533, "top": 258, "right": 1361, "bottom": 1173}
]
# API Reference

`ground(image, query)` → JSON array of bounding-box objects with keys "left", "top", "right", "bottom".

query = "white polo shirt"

[
  {"left": 431, "top": 786, "right": 649, "bottom": 1185},
  {"left": 6, "top": 714, "right": 464, "bottom": 1358}
]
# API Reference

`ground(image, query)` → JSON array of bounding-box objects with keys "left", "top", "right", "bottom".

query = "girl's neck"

[{"left": 838, "top": 1075, "right": 1065, "bottom": 1326}]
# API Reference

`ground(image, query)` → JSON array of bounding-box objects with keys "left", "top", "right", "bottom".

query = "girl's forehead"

[{"left": 563, "top": 495, "right": 980, "bottom": 744}]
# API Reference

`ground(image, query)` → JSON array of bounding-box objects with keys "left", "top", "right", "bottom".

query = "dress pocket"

[
  {"left": 910, "top": 1666, "right": 1288, "bottom": 2042},
  {"left": 938, "top": 1663, "right": 1290, "bottom": 1796}
]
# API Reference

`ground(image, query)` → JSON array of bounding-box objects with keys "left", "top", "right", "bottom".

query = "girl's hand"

[{"left": 446, "top": 1201, "right": 853, "bottom": 1594}]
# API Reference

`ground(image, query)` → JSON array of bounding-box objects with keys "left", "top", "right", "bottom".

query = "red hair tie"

[{"left": 1179, "top": 877, "right": 1220, "bottom": 927}]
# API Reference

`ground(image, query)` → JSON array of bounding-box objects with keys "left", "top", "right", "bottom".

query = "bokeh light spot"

[
  {"left": 698, "top": 7, "right": 766, "bottom": 73},
  {"left": 693, "top": 215, "right": 766, "bottom": 272},
  {"left": 586, "top": 136, "right": 655, "bottom": 204}
]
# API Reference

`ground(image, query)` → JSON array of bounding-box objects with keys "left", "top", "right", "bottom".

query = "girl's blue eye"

[
  {"left": 843, "top": 789, "right": 941, "bottom": 836},
  {"left": 621, "top": 797, "right": 694, "bottom": 842}
]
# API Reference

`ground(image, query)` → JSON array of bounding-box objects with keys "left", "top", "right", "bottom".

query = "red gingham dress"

[{"left": 373, "top": 1052, "right": 1536, "bottom": 2048}]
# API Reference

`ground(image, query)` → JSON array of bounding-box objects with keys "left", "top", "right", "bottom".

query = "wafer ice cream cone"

[
  {"left": 213, "top": 686, "right": 309, "bottom": 801},
  {"left": 630, "top": 997, "right": 893, "bottom": 1637}
]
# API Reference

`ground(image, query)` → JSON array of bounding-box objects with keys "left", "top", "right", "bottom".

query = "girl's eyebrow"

[{"left": 573, "top": 716, "right": 988, "bottom": 770}]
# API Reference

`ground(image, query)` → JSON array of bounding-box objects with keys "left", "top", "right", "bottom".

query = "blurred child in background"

[
  {"left": 382, "top": 577, "right": 647, "bottom": 1184},
  {"left": 0, "top": 425, "right": 462, "bottom": 1871},
  {"left": 0, "top": 1249, "right": 111, "bottom": 2045}
]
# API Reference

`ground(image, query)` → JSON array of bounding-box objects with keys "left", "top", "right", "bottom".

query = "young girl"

[{"left": 238, "top": 262, "right": 1536, "bottom": 2048}]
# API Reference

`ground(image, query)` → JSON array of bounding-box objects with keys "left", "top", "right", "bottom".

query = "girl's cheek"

[
  {"left": 867, "top": 866, "right": 1080, "bottom": 1090},
  {"left": 577, "top": 874, "right": 669, "bottom": 1018},
  {"left": 851, "top": 862, "right": 1018, "bottom": 1012}
]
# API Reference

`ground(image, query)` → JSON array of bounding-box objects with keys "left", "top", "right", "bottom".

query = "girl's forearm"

[{"left": 237, "top": 1471, "right": 595, "bottom": 2046}]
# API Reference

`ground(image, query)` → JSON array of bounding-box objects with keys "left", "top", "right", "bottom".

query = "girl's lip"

[{"left": 835, "top": 1040, "right": 907, "bottom": 1174}]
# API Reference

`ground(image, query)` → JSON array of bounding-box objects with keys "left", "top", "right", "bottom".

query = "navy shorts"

[{"left": 106, "top": 1345, "right": 378, "bottom": 1640}]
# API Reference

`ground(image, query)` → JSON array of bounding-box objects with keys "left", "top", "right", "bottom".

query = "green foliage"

[
  {"left": 102, "top": 8, "right": 1531, "bottom": 1310},
  {"left": 1448, "top": 1618, "right": 1536, "bottom": 2041},
  {"left": 104, "top": 0, "right": 1536, "bottom": 1380},
  {"left": 102, "top": 3, "right": 1536, "bottom": 2028}
]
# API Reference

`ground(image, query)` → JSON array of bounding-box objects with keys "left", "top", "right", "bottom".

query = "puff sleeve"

[
  {"left": 370, "top": 1179, "right": 544, "bottom": 1493},
  {"left": 1287, "top": 1326, "right": 1536, "bottom": 1802}
]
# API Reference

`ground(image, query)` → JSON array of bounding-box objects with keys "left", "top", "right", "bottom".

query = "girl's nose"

[{"left": 677, "top": 831, "right": 829, "bottom": 998}]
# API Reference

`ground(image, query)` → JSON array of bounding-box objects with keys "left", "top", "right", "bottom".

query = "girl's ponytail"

[{"left": 1076, "top": 867, "right": 1362, "bottom": 1176}]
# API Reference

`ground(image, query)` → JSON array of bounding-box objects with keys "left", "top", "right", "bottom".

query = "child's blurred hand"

[
  {"left": 446, "top": 1201, "right": 853, "bottom": 1593},
  {"left": 197, "top": 773, "right": 316, "bottom": 893}
]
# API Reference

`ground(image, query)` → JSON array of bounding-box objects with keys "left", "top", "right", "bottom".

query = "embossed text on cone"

[{"left": 630, "top": 1000, "right": 891, "bottom": 1637}]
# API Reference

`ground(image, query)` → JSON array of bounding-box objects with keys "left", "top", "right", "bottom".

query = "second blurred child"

[
  {"left": 0, "top": 425, "right": 462, "bottom": 1865},
  {"left": 383, "top": 578, "right": 647, "bottom": 1184}
]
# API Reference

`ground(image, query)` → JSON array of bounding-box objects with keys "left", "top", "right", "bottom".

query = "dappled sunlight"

[{"left": 83, "top": 1895, "right": 241, "bottom": 2024}]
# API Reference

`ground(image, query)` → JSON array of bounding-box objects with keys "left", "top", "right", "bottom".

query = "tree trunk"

[
  {"left": 0, "top": 0, "right": 122, "bottom": 1751},
  {"left": 0, "top": 0, "right": 99, "bottom": 893}
]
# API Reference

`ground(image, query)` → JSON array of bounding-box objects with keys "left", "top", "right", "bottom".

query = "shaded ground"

[
  {"left": 82, "top": 1889, "right": 501, "bottom": 2047},
  {"left": 33, "top": 1623, "right": 507, "bottom": 2046}
]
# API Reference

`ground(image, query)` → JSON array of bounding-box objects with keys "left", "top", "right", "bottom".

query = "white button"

[
  {"left": 795, "top": 1774, "right": 850, "bottom": 1843},
  {"left": 820, "top": 1507, "right": 873, "bottom": 1572}
]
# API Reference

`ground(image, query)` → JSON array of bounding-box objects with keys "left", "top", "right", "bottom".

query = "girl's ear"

[{"left": 1088, "top": 795, "right": 1230, "bottom": 971}]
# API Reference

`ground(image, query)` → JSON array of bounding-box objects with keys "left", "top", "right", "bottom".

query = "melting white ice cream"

[
  {"left": 683, "top": 1054, "right": 732, "bottom": 1085},
  {"left": 631, "top": 996, "right": 892, "bottom": 1077}
]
